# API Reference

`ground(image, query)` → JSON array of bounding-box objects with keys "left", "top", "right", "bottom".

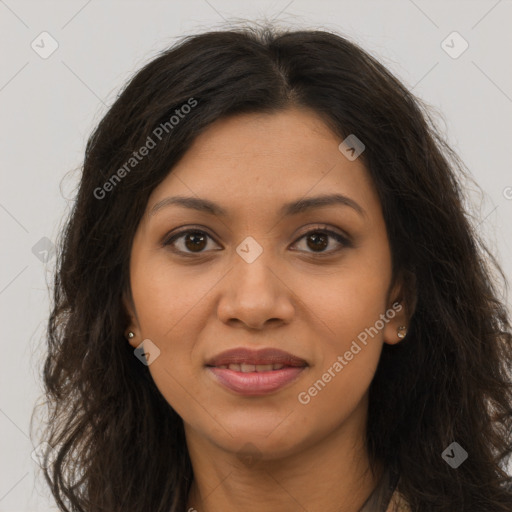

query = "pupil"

[
  {"left": 308, "top": 232, "right": 328, "bottom": 251},
  {"left": 185, "top": 232, "right": 207, "bottom": 252}
]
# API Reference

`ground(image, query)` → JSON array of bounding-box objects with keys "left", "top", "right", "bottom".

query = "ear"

[
  {"left": 383, "top": 270, "right": 416, "bottom": 345},
  {"left": 122, "top": 285, "right": 141, "bottom": 349}
]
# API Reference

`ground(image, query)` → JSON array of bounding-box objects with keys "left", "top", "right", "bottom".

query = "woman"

[{"left": 38, "top": 24, "right": 512, "bottom": 511}]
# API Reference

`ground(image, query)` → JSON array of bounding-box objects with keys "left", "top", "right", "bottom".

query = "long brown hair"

[{"left": 35, "top": 24, "right": 512, "bottom": 511}]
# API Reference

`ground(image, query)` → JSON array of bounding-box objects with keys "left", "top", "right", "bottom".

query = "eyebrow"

[{"left": 149, "top": 193, "right": 365, "bottom": 218}]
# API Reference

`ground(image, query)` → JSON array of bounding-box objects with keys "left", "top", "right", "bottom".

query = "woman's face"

[{"left": 126, "top": 107, "right": 407, "bottom": 461}]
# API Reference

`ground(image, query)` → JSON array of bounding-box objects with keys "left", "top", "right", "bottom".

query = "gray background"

[{"left": 1, "top": 0, "right": 511, "bottom": 510}]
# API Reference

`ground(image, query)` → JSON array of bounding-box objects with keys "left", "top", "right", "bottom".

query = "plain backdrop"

[{"left": 1, "top": 1, "right": 511, "bottom": 510}]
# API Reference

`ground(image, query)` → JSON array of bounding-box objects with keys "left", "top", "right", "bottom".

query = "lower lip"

[{"left": 207, "top": 366, "right": 306, "bottom": 395}]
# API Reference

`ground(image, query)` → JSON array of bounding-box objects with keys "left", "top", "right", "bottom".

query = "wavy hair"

[{"left": 35, "top": 24, "right": 512, "bottom": 511}]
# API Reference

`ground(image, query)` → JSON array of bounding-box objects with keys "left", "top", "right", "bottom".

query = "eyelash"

[{"left": 162, "top": 225, "right": 352, "bottom": 258}]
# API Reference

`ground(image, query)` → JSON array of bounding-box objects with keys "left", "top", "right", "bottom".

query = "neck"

[{"left": 184, "top": 401, "right": 383, "bottom": 512}]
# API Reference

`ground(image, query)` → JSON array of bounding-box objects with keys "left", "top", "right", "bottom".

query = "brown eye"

[
  {"left": 306, "top": 232, "right": 329, "bottom": 252},
  {"left": 163, "top": 229, "right": 219, "bottom": 254},
  {"left": 292, "top": 228, "right": 350, "bottom": 254},
  {"left": 163, "top": 226, "right": 350, "bottom": 257},
  {"left": 183, "top": 231, "right": 207, "bottom": 252}
]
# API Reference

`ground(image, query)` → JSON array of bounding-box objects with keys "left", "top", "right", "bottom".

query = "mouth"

[
  {"left": 205, "top": 347, "right": 308, "bottom": 395},
  {"left": 212, "top": 362, "right": 297, "bottom": 372},
  {"left": 205, "top": 347, "right": 308, "bottom": 368}
]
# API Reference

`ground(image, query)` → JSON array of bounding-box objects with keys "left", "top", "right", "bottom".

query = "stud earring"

[
  {"left": 397, "top": 326, "right": 407, "bottom": 339},
  {"left": 127, "top": 331, "right": 135, "bottom": 340}
]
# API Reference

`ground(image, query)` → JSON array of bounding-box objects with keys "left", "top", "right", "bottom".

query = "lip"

[
  {"left": 207, "top": 366, "right": 306, "bottom": 395},
  {"left": 205, "top": 347, "right": 308, "bottom": 367},
  {"left": 205, "top": 347, "right": 308, "bottom": 396}
]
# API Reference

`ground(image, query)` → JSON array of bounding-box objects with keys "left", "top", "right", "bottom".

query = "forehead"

[{"left": 146, "top": 108, "right": 379, "bottom": 221}]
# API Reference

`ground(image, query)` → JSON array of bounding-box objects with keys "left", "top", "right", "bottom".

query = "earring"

[
  {"left": 397, "top": 326, "right": 407, "bottom": 339},
  {"left": 127, "top": 331, "right": 135, "bottom": 340}
]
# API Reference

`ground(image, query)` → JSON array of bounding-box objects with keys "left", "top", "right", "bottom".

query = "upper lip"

[{"left": 206, "top": 348, "right": 308, "bottom": 367}]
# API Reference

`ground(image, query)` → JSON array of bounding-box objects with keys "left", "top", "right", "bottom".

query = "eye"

[
  {"left": 163, "top": 229, "right": 220, "bottom": 255},
  {"left": 291, "top": 226, "right": 351, "bottom": 255},
  {"left": 162, "top": 225, "right": 351, "bottom": 257}
]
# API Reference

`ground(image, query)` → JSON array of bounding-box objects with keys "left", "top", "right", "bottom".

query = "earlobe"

[
  {"left": 397, "top": 325, "right": 407, "bottom": 339},
  {"left": 383, "top": 304, "right": 409, "bottom": 345},
  {"left": 383, "top": 270, "right": 416, "bottom": 345},
  {"left": 122, "top": 286, "right": 140, "bottom": 348},
  {"left": 126, "top": 330, "right": 138, "bottom": 348}
]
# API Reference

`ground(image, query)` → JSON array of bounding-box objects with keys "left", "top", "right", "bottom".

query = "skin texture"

[{"left": 125, "top": 107, "right": 409, "bottom": 512}]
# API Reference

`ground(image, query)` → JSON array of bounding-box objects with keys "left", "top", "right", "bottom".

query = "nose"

[{"left": 216, "top": 252, "right": 295, "bottom": 331}]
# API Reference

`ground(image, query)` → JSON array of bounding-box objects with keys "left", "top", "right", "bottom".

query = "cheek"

[
  {"left": 292, "top": 277, "right": 387, "bottom": 442},
  {"left": 297, "top": 280, "right": 385, "bottom": 412},
  {"left": 129, "top": 253, "right": 221, "bottom": 416},
  {"left": 130, "top": 250, "right": 217, "bottom": 339},
  {"left": 298, "top": 248, "right": 391, "bottom": 351},
  {"left": 293, "top": 243, "right": 391, "bottom": 405}
]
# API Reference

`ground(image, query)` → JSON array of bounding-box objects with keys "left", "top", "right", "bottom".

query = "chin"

[{"left": 199, "top": 417, "right": 309, "bottom": 460}]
